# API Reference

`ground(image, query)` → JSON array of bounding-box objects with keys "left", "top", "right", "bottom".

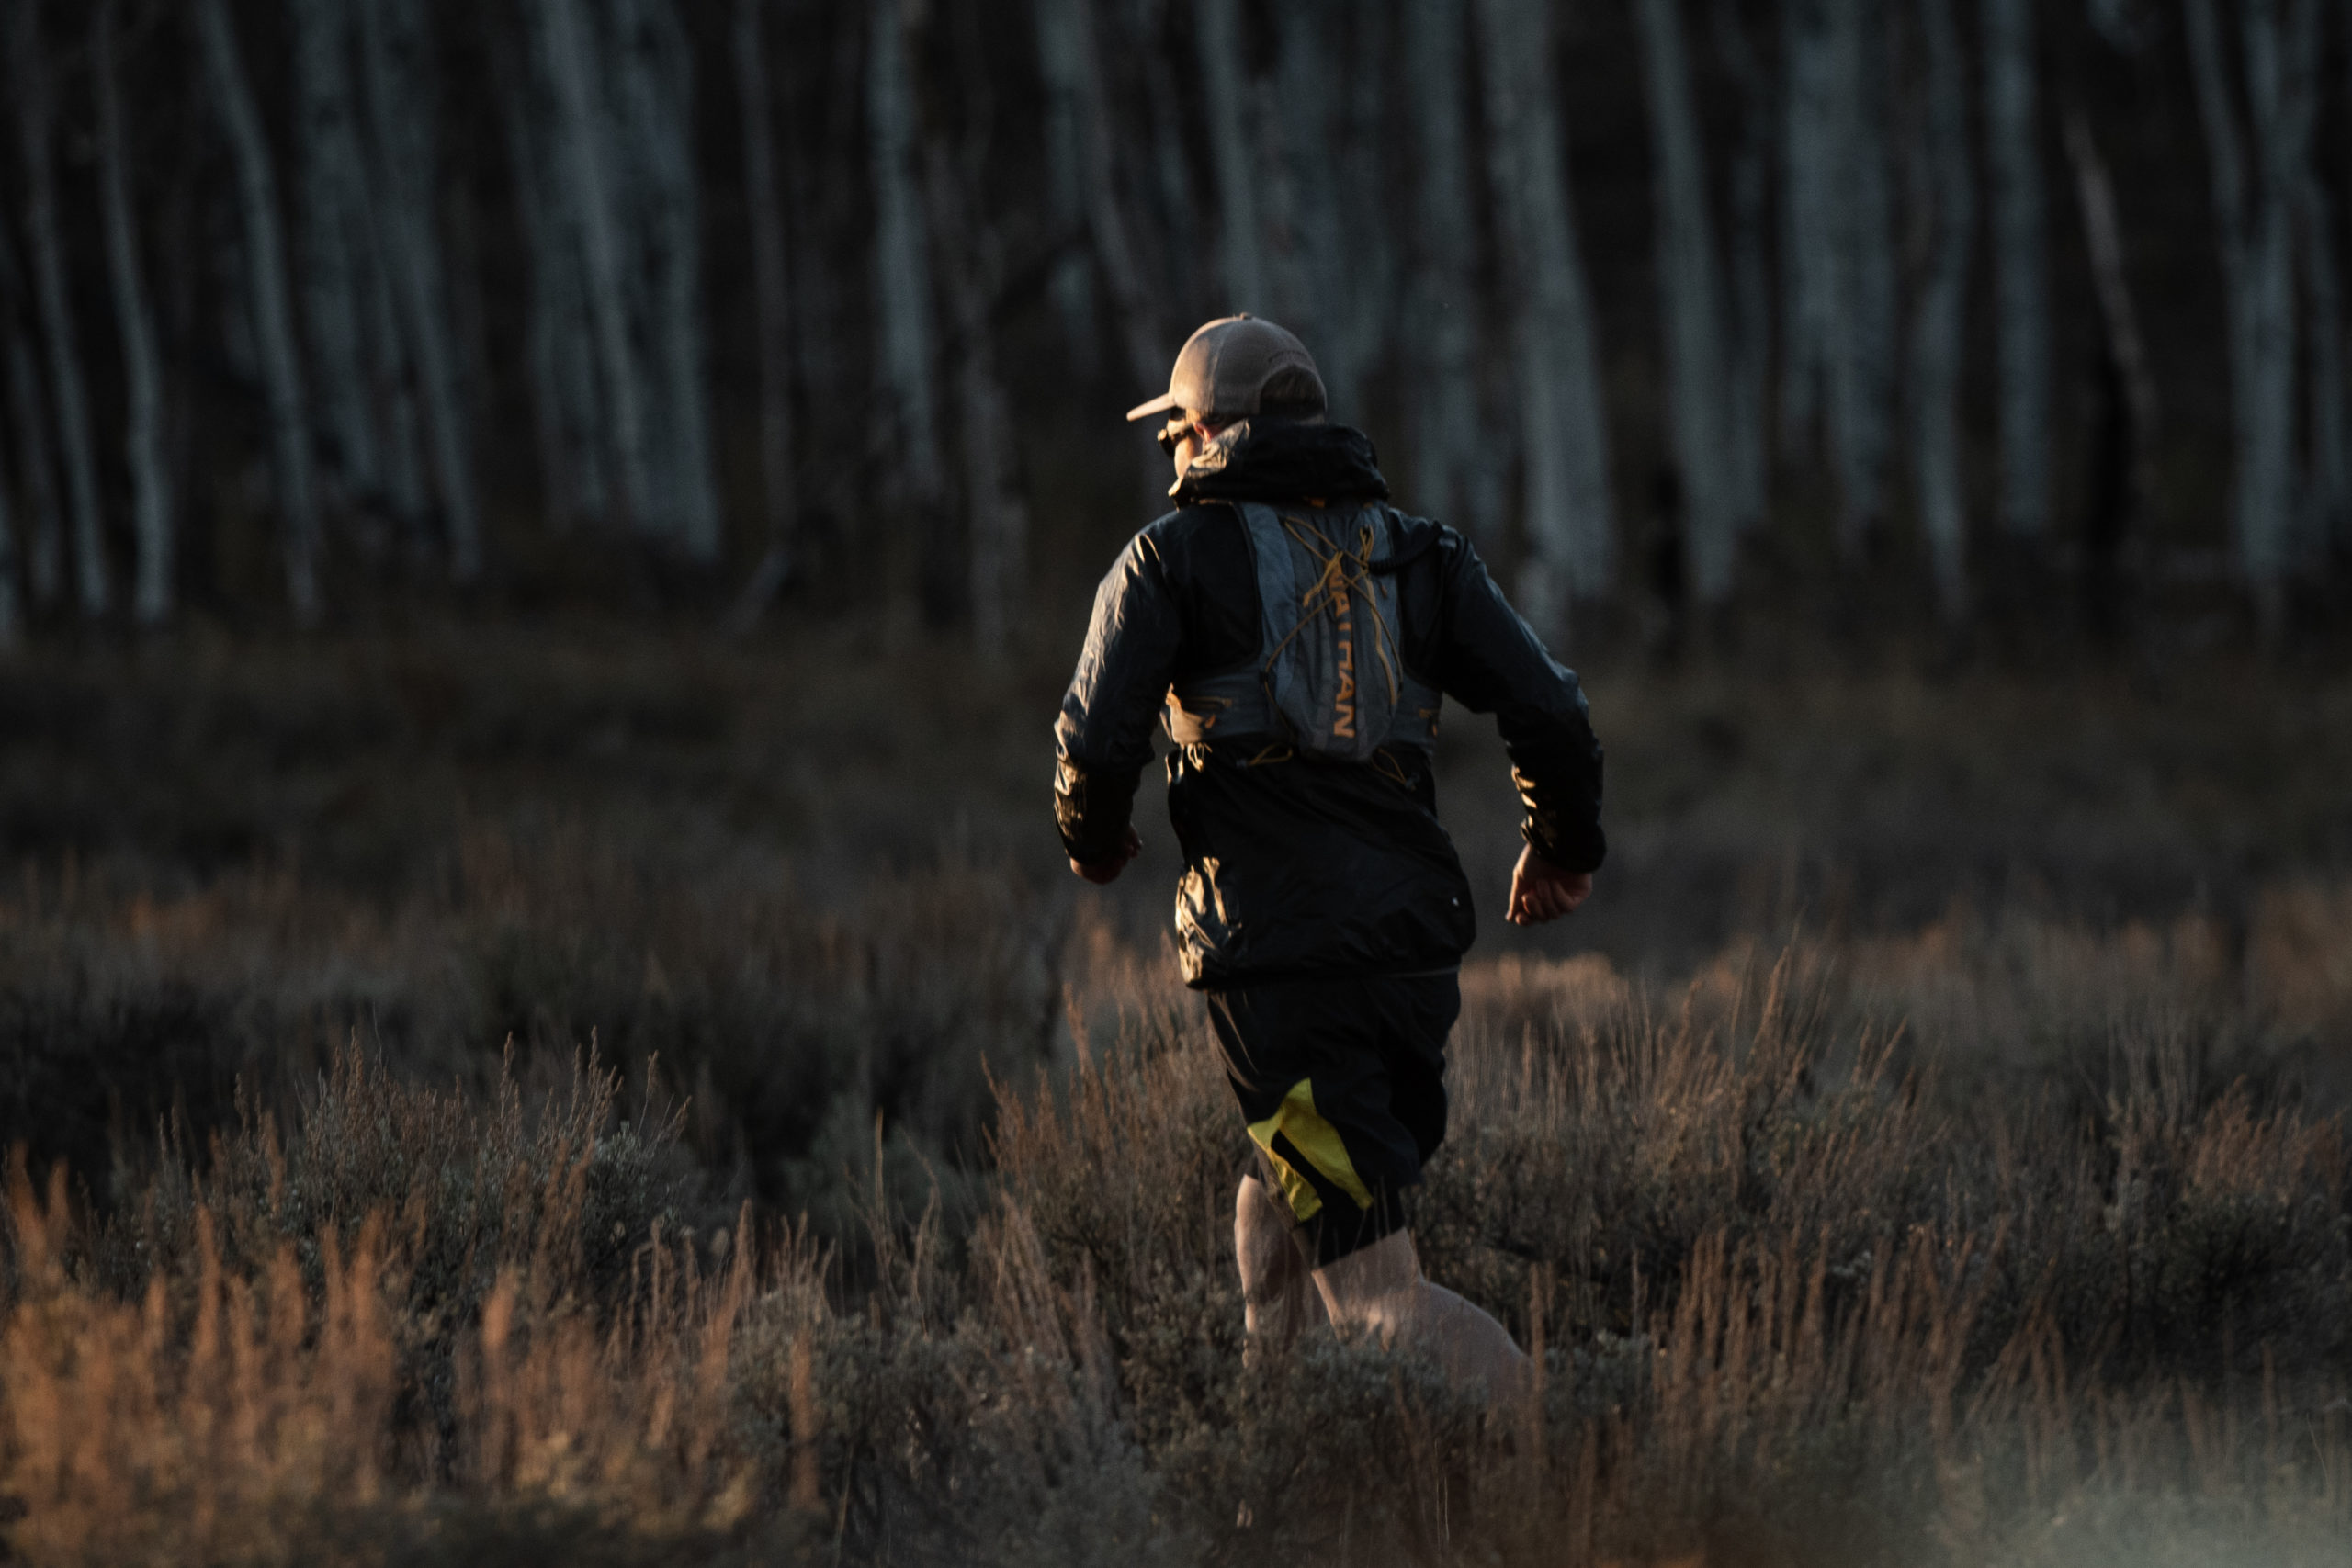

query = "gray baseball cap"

[{"left": 1124, "top": 315, "right": 1328, "bottom": 423}]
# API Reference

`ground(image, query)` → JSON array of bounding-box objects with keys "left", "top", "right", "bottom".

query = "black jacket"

[{"left": 1054, "top": 421, "right": 1604, "bottom": 988}]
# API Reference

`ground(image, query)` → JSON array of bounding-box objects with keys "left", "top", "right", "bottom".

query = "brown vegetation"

[{"left": 0, "top": 629, "right": 2347, "bottom": 1564}]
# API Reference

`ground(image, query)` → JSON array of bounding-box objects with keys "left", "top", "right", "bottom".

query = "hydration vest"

[{"left": 1163, "top": 501, "right": 1442, "bottom": 761}]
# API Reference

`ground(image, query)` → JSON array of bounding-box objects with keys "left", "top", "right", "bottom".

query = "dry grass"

[{"left": 0, "top": 628, "right": 2347, "bottom": 1563}]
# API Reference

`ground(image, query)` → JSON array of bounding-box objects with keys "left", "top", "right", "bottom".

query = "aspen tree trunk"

[
  {"left": 1475, "top": 0, "right": 1618, "bottom": 626},
  {"left": 2299, "top": 166, "right": 2347, "bottom": 555},
  {"left": 1404, "top": 0, "right": 1485, "bottom": 532},
  {"left": 0, "top": 273, "right": 62, "bottom": 607},
  {"left": 1828, "top": 0, "right": 1896, "bottom": 550},
  {"left": 1057, "top": 0, "right": 1162, "bottom": 397},
  {"left": 356, "top": 0, "right": 483, "bottom": 581},
  {"left": 92, "top": 0, "right": 174, "bottom": 626},
  {"left": 2182, "top": 0, "right": 2311, "bottom": 625},
  {"left": 1983, "top": 0, "right": 2051, "bottom": 539},
  {"left": 1908, "top": 0, "right": 1975, "bottom": 623},
  {"left": 1194, "top": 0, "right": 1266, "bottom": 313},
  {"left": 1270, "top": 4, "right": 1354, "bottom": 399},
  {"left": 1779, "top": 0, "right": 1837, "bottom": 454},
  {"left": 0, "top": 441, "right": 17, "bottom": 649},
  {"left": 7, "top": 0, "right": 112, "bottom": 620},
  {"left": 732, "top": 0, "right": 798, "bottom": 616},
  {"left": 867, "top": 0, "right": 944, "bottom": 506},
  {"left": 292, "top": 0, "right": 383, "bottom": 520},
  {"left": 1781, "top": 0, "right": 1893, "bottom": 548},
  {"left": 643, "top": 0, "right": 720, "bottom": 562},
  {"left": 1031, "top": 0, "right": 1098, "bottom": 368},
  {"left": 540, "top": 0, "right": 652, "bottom": 533},
  {"left": 501, "top": 25, "right": 607, "bottom": 530},
  {"left": 198, "top": 0, "right": 322, "bottom": 624},
  {"left": 1634, "top": 0, "right": 1738, "bottom": 604},
  {"left": 1712, "top": 0, "right": 1770, "bottom": 540}
]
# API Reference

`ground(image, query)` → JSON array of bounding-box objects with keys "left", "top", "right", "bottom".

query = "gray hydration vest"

[{"left": 1163, "top": 501, "right": 1442, "bottom": 761}]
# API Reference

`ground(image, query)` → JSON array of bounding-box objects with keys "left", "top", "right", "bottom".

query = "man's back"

[{"left": 1054, "top": 417, "right": 1606, "bottom": 987}]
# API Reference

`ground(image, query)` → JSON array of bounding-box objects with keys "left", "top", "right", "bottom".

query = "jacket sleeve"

[
  {"left": 1427, "top": 533, "right": 1607, "bottom": 873},
  {"left": 1054, "top": 531, "right": 1184, "bottom": 863}
]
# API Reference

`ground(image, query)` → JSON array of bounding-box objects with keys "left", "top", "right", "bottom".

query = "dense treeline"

[{"left": 0, "top": 0, "right": 2346, "bottom": 653}]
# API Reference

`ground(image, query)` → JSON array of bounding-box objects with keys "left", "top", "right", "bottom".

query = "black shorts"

[{"left": 1204, "top": 972, "right": 1461, "bottom": 1267}]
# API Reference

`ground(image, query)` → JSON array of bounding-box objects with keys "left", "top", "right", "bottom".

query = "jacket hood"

[{"left": 1174, "top": 420, "right": 1391, "bottom": 505}]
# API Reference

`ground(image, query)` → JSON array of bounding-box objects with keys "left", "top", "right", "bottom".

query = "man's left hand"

[{"left": 1506, "top": 846, "right": 1592, "bottom": 925}]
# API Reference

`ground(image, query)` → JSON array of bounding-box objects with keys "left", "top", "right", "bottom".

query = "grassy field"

[{"left": 1, "top": 621, "right": 2348, "bottom": 1564}]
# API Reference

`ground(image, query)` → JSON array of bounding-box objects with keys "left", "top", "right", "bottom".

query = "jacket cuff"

[{"left": 1054, "top": 759, "right": 1141, "bottom": 864}]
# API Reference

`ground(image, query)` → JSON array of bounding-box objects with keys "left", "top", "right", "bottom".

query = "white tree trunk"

[
  {"left": 539, "top": 0, "right": 652, "bottom": 533},
  {"left": 502, "top": 24, "right": 607, "bottom": 530},
  {"left": 1635, "top": 0, "right": 1738, "bottom": 603},
  {"left": 1194, "top": 0, "right": 1267, "bottom": 314},
  {"left": 1031, "top": 0, "right": 1098, "bottom": 370},
  {"left": 1779, "top": 0, "right": 1836, "bottom": 456},
  {"left": 738, "top": 0, "right": 798, "bottom": 591},
  {"left": 356, "top": 0, "right": 484, "bottom": 581},
  {"left": 1828, "top": 0, "right": 1895, "bottom": 549},
  {"left": 2064, "top": 108, "right": 2159, "bottom": 504},
  {"left": 1476, "top": 0, "right": 1618, "bottom": 626},
  {"left": 7, "top": 0, "right": 111, "bottom": 620},
  {"left": 1055, "top": 0, "right": 1161, "bottom": 398},
  {"left": 198, "top": 0, "right": 323, "bottom": 624},
  {"left": 0, "top": 285, "right": 62, "bottom": 608},
  {"left": 1907, "top": 0, "right": 1975, "bottom": 623},
  {"left": 0, "top": 411, "right": 17, "bottom": 649},
  {"left": 1712, "top": 0, "right": 1770, "bottom": 541},
  {"left": 93, "top": 0, "right": 175, "bottom": 626},
  {"left": 292, "top": 0, "right": 385, "bottom": 528},
  {"left": 867, "top": 0, "right": 944, "bottom": 505},
  {"left": 2182, "top": 0, "right": 2311, "bottom": 619},
  {"left": 1781, "top": 0, "right": 1893, "bottom": 548},
  {"left": 1404, "top": 0, "right": 1486, "bottom": 533},
  {"left": 1983, "top": 0, "right": 2052, "bottom": 539},
  {"left": 1269, "top": 4, "right": 1350, "bottom": 394}
]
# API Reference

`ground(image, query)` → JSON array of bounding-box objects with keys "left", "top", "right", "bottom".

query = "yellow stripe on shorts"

[{"left": 1246, "top": 1078, "right": 1374, "bottom": 1222}]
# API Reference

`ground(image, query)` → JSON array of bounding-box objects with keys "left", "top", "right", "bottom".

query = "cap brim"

[{"left": 1125, "top": 390, "right": 1181, "bottom": 423}]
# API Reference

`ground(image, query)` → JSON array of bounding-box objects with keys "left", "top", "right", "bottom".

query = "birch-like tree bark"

[
  {"left": 356, "top": 0, "right": 483, "bottom": 580},
  {"left": 93, "top": 0, "right": 174, "bottom": 626},
  {"left": 1269, "top": 4, "right": 1357, "bottom": 400},
  {"left": 1475, "top": 0, "right": 1618, "bottom": 624},
  {"left": 2298, "top": 156, "right": 2347, "bottom": 556},
  {"left": 7, "top": 0, "right": 112, "bottom": 620},
  {"left": 1194, "top": 0, "right": 1267, "bottom": 313},
  {"left": 0, "top": 239, "right": 62, "bottom": 608},
  {"left": 1404, "top": 0, "right": 1485, "bottom": 533},
  {"left": 0, "top": 439, "right": 17, "bottom": 649},
  {"left": 1983, "top": 0, "right": 2051, "bottom": 539},
  {"left": 2182, "top": 0, "right": 2312, "bottom": 623},
  {"left": 2064, "top": 106, "right": 2158, "bottom": 624},
  {"left": 292, "top": 0, "right": 384, "bottom": 525},
  {"left": 1907, "top": 0, "right": 1974, "bottom": 623},
  {"left": 538, "top": 0, "right": 652, "bottom": 533},
  {"left": 1781, "top": 0, "right": 1894, "bottom": 550},
  {"left": 1635, "top": 0, "right": 1738, "bottom": 604},
  {"left": 1032, "top": 0, "right": 1098, "bottom": 368},
  {"left": 608, "top": 0, "right": 719, "bottom": 560},
  {"left": 1057, "top": 0, "right": 1161, "bottom": 397},
  {"left": 1712, "top": 0, "right": 1770, "bottom": 544},
  {"left": 198, "top": 0, "right": 322, "bottom": 624},
  {"left": 735, "top": 0, "right": 798, "bottom": 610},
  {"left": 502, "top": 21, "right": 607, "bottom": 531},
  {"left": 867, "top": 0, "right": 944, "bottom": 508}
]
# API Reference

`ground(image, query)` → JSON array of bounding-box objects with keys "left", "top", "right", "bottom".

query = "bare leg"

[
  {"left": 1236, "top": 1173, "right": 1327, "bottom": 1364},
  {"left": 1310, "top": 1228, "right": 1532, "bottom": 1402}
]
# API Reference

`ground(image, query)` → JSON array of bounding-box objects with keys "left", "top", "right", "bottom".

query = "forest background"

[{"left": 1, "top": 0, "right": 2351, "bottom": 1563}]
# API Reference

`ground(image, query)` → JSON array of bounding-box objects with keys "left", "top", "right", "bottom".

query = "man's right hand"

[
  {"left": 1506, "top": 846, "right": 1592, "bottom": 925},
  {"left": 1070, "top": 826, "right": 1143, "bottom": 885}
]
